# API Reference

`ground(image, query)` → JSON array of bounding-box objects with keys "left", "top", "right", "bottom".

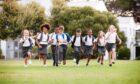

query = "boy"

[
  {"left": 56, "top": 25, "right": 67, "bottom": 66},
  {"left": 49, "top": 26, "right": 59, "bottom": 66},
  {"left": 71, "top": 29, "right": 83, "bottom": 66}
]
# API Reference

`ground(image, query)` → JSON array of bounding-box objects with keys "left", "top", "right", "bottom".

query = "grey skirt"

[
  {"left": 98, "top": 46, "right": 106, "bottom": 56},
  {"left": 22, "top": 46, "right": 32, "bottom": 58},
  {"left": 39, "top": 44, "right": 47, "bottom": 55},
  {"left": 84, "top": 45, "right": 93, "bottom": 56}
]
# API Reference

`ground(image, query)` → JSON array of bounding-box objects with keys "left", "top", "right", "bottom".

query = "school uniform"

[
  {"left": 20, "top": 37, "right": 33, "bottom": 58},
  {"left": 83, "top": 35, "right": 94, "bottom": 56},
  {"left": 96, "top": 37, "right": 106, "bottom": 56},
  {"left": 37, "top": 32, "right": 49, "bottom": 55},
  {"left": 56, "top": 33, "right": 68, "bottom": 64},
  {"left": 49, "top": 32, "right": 58, "bottom": 66},
  {"left": 71, "top": 35, "right": 82, "bottom": 65},
  {"left": 105, "top": 32, "right": 117, "bottom": 52}
]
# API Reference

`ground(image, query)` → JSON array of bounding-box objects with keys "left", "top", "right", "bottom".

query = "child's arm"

[{"left": 116, "top": 34, "right": 122, "bottom": 44}]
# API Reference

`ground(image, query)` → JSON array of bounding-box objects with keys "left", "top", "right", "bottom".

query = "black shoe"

[
  {"left": 101, "top": 63, "right": 103, "bottom": 65},
  {"left": 112, "top": 62, "right": 115, "bottom": 64},
  {"left": 56, "top": 63, "right": 58, "bottom": 67},
  {"left": 109, "top": 64, "right": 112, "bottom": 67},
  {"left": 53, "top": 62, "right": 55, "bottom": 66},
  {"left": 86, "top": 63, "right": 88, "bottom": 66}
]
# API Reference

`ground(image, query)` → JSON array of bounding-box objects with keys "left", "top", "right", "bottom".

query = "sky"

[{"left": 19, "top": 0, "right": 52, "bottom": 16}]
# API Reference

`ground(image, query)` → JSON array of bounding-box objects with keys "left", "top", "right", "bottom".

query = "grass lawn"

[{"left": 0, "top": 60, "right": 140, "bottom": 84}]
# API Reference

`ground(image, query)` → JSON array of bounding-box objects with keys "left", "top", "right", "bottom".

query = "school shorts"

[
  {"left": 84, "top": 45, "right": 93, "bottom": 56},
  {"left": 98, "top": 46, "right": 106, "bottom": 56},
  {"left": 106, "top": 43, "right": 115, "bottom": 52}
]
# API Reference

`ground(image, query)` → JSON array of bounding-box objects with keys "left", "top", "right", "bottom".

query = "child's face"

[
  {"left": 23, "top": 30, "right": 29, "bottom": 37},
  {"left": 43, "top": 27, "right": 48, "bottom": 33},
  {"left": 100, "top": 31, "right": 104, "bottom": 37},
  {"left": 76, "top": 32, "right": 81, "bottom": 36},
  {"left": 88, "top": 32, "right": 92, "bottom": 36},
  {"left": 55, "top": 27, "right": 59, "bottom": 33},
  {"left": 59, "top": 29, "right": 63, "bottom": 34}
]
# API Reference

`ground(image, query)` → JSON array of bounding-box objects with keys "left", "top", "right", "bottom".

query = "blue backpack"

[
  {"left": 85, "top": 35, "right": 94, "bottom": 42},
  {"left": 56, "top": 33, "right": 70, "bottom": 42}
]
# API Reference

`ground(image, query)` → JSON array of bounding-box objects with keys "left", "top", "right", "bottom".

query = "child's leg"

[
  {"left": 24, "top": 56, "right": 28, "bottom": 65},
  {"left": 86, "top": 55, "right": 91, "bottom": 66},
  {"left": 43, "top": 55, "right": 47, "bottom": 65},
  {"left": 109, "top": 51, "right": 113, "bottom": 66},
  {"left": 101, "top": 55, "right": 104, "bottom": 65},
  {"left": 27, "top": 52, "right": 32, "bottom": 64}
]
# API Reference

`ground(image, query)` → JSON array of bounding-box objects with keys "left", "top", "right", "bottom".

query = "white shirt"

[
  {"left": 57, "top": 33, "right": 67, "bottom": 45},
  {"left": 49, "top": 32, "right": 57, "bottom": 45},
  {"left": 83, "top": 35, "right": 94, "bottom": 46},
  {"left": 95, "top": 37, "right": 106, "bottom": 46},
  {"left": 105, "top": 32, "right": 117, "bottom": 43},
  {"left": 20, "top": 37, "right": 33, "bottom": 47},
  {"left": 37, "top": 32, "right": 49, "bottom": 45},
  {"left": 71, "top": 35, "right": 81, "bottom": 46}
]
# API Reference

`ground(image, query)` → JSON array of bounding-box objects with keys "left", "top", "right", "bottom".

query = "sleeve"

[
  {"left": 105, "top": 32, "right": 109, "bottom": 40},
  {"left": 37, "top": 33, "right": 41, "bottom": 40},
  {"left": 19, "top": 38, "right": 24, "bottom": 43},
  {"left": 83, "top": 36, "right": 86, "bottom": 43},
  {"left": 70, "top": 36, "right": 74, "bottom": 43}
]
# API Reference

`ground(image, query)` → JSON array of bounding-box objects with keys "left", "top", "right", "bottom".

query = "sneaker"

[
  {"left": 86, "top": 63, "right": 88, "bottom": 66},
  {"left": 101, "top": 63, "right": 103, "bottom": 65},
  {"left": 109, "top": 64, "right": 112, "bottom": 67},
  {"left": 28, "top": 60, "right": 32, "bottom": 65},
  {"left": 73, "top": 58, "right": 76, "bottom": 63},
  {"left": 112, "top": 62, "right": 115, "bottom": 64}
]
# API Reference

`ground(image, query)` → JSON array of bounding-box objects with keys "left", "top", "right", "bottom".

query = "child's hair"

[
  {"left": 40, "top": 23, "right": 51, "bottom": 31},
  {"left": 98, "top": 30, "right": 105, "bottom": 38},
  {"left": 59, "top": 25, "right": 64, "bottom": 30},
  {"left": 20, "top": 29, "right": 30, "bottom": 38},
  {"left": 108, "top": 25, "right": 115, "bottom": 32}
]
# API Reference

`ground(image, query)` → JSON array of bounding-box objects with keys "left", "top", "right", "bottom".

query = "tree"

[
  {"left": 51, "top": 6, "right": 126, "bottom": 45},
  {"left": 0, "top": 0, "right": 48, "bottom": 39}
]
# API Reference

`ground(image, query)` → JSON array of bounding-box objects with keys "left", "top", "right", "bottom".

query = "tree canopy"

[{"left": 0, "top": 0, "right": 47, "bottom": 39}]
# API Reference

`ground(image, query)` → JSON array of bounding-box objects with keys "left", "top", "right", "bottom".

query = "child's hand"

[{"left": 39, "top": 45, "right": 42, "bottom": 48}]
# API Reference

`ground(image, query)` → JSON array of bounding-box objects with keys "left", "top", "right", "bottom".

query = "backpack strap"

[{"left": 39, "top": 32, "right": 43, "bottom": 42}]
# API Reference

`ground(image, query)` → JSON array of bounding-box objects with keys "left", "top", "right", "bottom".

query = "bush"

[{"left": 118, "top": 47, "right": 130, "bottom": 60}]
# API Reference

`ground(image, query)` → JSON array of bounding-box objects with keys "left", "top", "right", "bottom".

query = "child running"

[
  {"left": 36, "top": 23, "right": 50, "bottom": 67},
  {"left": 96, "top": 30, "right": 106, "bottom": 65},
  {"left": 20, "top": 29, "right": 34, "bottom": 67},
  {"left": 71, "top": 29, "right": 83, "bottom": 66},
  {"left": 105, "top": 25, "right": 121, "bottom": 67},
  {"left": 83, "top": 29, "right": 95, "bottom": 66}
]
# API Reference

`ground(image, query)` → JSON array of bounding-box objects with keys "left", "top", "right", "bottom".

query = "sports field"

[{"left": 0, "top": 60, "right": 140, "bottom": 84}]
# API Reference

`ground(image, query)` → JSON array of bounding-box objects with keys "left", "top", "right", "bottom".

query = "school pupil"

[
  {"left": 105, "top": 25, "right": 122, "bottom": 67},
  {"left": 36, "top": 23, "right": 50, "bottom": 67},
  {"left": 95, "top": 31, "right": 106, "bottom": 65},
  {"left": 19, "top": 29, "right": 34, "bottom": 67},
  {"left": 56, "top": 25, "right": 68, "bottom": 66},
  {"left": 49, "top": 26, "right": 60, "bottom": 66},
  {"left": 83, "top": 29, "right": 95, "bottom": 66},
  {"left": 71, "top": 28, "right": 83, "bottom": 66}
]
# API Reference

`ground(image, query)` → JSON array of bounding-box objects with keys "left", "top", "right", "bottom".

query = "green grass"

[{"left": 0, "top": 60, "right": 140, "bottom": 84}]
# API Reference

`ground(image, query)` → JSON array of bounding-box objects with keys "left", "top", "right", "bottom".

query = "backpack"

[
  {"left": 85, "top": 35, "right": 94, "bottom": 42},
  {"left": 56, "top": 33, "right": 66, "bottom": 42},
  {"left": 36, "top": 32, "right": 49, "bottom": 46},
  {"left": 71, "top": 35, "right": 82, "bottom": 48},
  {"left": 65, "top": 33, "right": 71, "bottom": 42}
]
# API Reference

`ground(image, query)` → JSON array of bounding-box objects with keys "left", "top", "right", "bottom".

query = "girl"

[
  {"left": 105, "top": 25, "right": 121, "bottom": 67},
  {"left": 36, "top": 23, "right": 50, "bottom": 67},
  {"left": 20, "top": 29, "right": 34, "bottom": 67},
  {"left": 83, "top": 29, "right": 94, "bottom": 66},
  {"left": 96, "top": 31, "right": 106, "bottom": 65}
]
